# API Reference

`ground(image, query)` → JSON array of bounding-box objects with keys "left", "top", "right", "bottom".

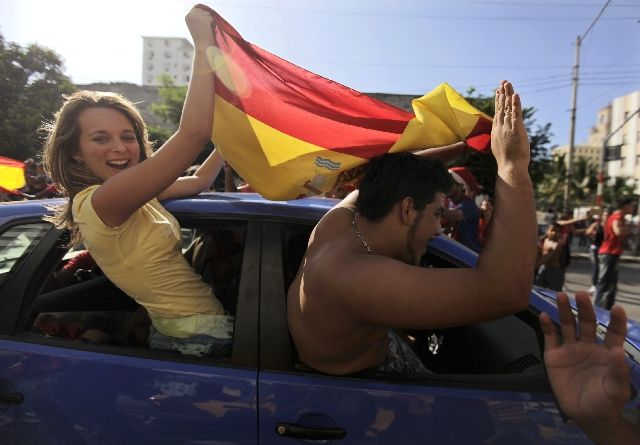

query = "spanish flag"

[
  {"left": 0, "top": 156, "right": 26, "bottom": 191},
  {"left": 209, "top": 11, "right": 492, "bottom": 200}
]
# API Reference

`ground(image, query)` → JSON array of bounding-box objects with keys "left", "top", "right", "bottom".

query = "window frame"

[{"left": 0, "top": 214, "right": 261, "bottom": 369}]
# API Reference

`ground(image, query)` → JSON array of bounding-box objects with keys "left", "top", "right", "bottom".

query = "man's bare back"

[{"left": 288, "top": 81, "right": 538, "bottom": 376}]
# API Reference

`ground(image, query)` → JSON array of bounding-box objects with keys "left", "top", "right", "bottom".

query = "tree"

[
  {"left": 150, "top": 73, "right": 187, "bottom": 129},
  {"left": 0, "top": 34, "right": 75, "bottom": 160},
  {"left": 149, "top": 73, "right": 215, "bottom": 170},
  {"left": 453, "top": 88, "right": 554, "bottom": 197}
]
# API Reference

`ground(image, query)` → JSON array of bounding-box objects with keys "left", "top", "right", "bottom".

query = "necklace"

[{"left": 352, "top": 212, "right": 372, "bottom": 255}]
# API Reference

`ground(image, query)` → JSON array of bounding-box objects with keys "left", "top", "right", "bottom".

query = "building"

[
  {"left": 606, "top": 91, "right": 640, "bottom": 193},
  {"left": 552, "top": 106, "right": 610, "bottom": 168},
  {"left": 553, "top": 91, "right": 640, "bottom": 194},
  {"left": 142, "top": 37, "right": 194, "bottom": 87},
  {"left": 76, "top": 82, "right": 164, "bottom": 128}
]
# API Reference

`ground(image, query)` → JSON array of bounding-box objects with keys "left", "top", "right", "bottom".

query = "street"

[{"left": 563, "top": 255, "right": 640, "bottom": 322}]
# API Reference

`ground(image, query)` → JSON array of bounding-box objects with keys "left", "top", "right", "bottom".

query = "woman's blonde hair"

[{"left": 42, "top": 90, "right": 153, "bottom": 245}]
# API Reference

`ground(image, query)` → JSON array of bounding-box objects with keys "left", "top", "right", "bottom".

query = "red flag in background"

[
  {"left": 208, "top": 11, "right": 492, "bottom": 200},
  {"left": 0, "top": 156, "right": 26, "bottom": 191}
]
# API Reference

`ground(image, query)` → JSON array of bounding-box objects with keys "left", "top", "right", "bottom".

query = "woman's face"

[{"left": 74, "top": 107, "right": 141, "bottom": 182}]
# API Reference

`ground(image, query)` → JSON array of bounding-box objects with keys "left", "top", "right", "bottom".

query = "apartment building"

[
  {"left": 553, "top": 91, "right": 640, "bottom": 194},
  {"left": 606, "top": 91, "right": 640, "bottom": 193},
  {"left": 142, "top": 37, "right": 194, "bottom": 87}
]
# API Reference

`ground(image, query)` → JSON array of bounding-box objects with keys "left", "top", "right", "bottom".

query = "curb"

[{"left": 571, "top": 252, "right": 640, "bottom": 264}]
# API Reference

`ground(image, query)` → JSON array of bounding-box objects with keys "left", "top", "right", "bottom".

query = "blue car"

[{"left": 1, "top": 193, "right": 638, "bottom": 444}]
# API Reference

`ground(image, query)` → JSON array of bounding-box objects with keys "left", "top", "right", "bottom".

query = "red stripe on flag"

[
  {"left": 465, "top": 116, "right": 492, "bottom": 152},
  {"left": 212, "top": 13, "right": 414, "bottom": 159},
  {"left": 0, "top": 156, "right": 25, "bottom": 168}
]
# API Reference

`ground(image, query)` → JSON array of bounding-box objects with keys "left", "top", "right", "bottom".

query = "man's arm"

[
  {"left": 322, "top": 81, "right": 537, "bottom": 329},
  {"left": 414, "top": 141, "right": 467, "bottom": 164},
  {"left": 612, "top": 219, "right": 630, "bottom": 239}
]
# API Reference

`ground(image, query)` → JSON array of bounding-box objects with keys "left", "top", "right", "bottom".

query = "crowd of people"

[{"left": 1, "top": 5, "right": 637, "bottom": 442}]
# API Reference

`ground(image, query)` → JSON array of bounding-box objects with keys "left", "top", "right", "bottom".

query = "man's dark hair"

[
  {"left": 617, "top": 196, "right": 635, "bottom": 209},
  {"left": 356, "top": 153, "right": 453, "bottom": 221}
]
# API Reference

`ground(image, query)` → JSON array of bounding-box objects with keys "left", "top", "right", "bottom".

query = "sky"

[{"left": 1, "top": 0, "right": 639, "bottom": 150}]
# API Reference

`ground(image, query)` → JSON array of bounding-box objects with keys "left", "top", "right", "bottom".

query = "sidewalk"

[
  {"left": 569, "top": 238, "right": 640, "bottom": 264},
  {"left": 571, "top": 251, "right": 640, "bottom": 263}
]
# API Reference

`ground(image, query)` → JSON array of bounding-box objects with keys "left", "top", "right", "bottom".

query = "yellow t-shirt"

[{"left": 72, "top": 186, "right": 224, "bottom": 321}]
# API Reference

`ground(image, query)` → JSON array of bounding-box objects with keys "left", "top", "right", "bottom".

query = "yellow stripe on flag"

[
  {"left": 214, "top": 96, "right": 365, "bottom": 200},
  {"left": 0, "top": 161, "right": 25, "bottom": 191},
  {"left": 392, "top": 83, "right": 491, "bottom": 153}
]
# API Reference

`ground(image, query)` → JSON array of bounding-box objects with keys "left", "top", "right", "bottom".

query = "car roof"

[{"left": 0, "top": 192, "right": 338, "bottom": 224}]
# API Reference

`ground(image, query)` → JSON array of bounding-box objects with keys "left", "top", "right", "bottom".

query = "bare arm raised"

[
  {"left": 321, "top": 81, "right": 537, "bottom": 330},
  {"left": 92, "top": 5, "right": 217, "bottom": 227}
]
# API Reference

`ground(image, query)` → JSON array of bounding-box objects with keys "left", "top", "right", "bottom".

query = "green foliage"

[
  {"left": 453, "top": 88, "right": 554, "bottom": 196},
  {"left": 603, "top": 177, "right": 636, "bottom": 210},
  {"left": 0, "top": 34, "right": 75, "bottom": 160},
  {"left": 150, "top": 73, "right": 187, "bottom": 129},
  {"left": 537, "top": 154, "right": 598, "bottom": 209}
]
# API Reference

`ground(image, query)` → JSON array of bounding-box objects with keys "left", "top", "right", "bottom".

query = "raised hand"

[
  {"left": 491, "top": 80, "right": 530, "bottom": 171},
  {"left": 185, "top": 4, "right": 216, "bottom": 44},
  {"left": 539, "top": 291, "right": 636, "bottom": 444}
]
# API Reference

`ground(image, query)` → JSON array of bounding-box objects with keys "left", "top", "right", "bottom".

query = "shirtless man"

[
  {"left": 287, "top": 81, "right": 537, "bottom": 376},
  {"left": 534, "top": 222, "right": 567, "bottom": 291}
]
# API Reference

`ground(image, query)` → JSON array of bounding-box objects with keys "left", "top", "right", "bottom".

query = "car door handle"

[
  {"left": 275, "top": 422, "right": 346, "bottom": 440},
  {"left": 0, "top": 379, "right": 24, "bottom": 405}
]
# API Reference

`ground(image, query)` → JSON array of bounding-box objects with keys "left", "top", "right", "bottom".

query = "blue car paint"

[
  {"left": 258, "top": 371, "right": 585, "bottom": 444},
  {"left": 1, "top": 194, "right": 639, "bottom": 444},
  {"left": 0, "top": 339, "right": 257, "bottom": 444}
]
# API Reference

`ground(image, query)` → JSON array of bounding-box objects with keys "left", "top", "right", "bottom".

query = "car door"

[
  {"left": 256, "top": 221, "right": 593, "bottom": 444},
  {"left": 0, "top": 214, "right": 260, "bottom": 445}
]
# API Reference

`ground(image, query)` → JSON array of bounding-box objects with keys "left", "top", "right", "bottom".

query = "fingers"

[
  {"left": 539, "top": 312, "right": 560, "bottom": 351},
  {"left": 604, "top": 346, "right": 632, "bottom": 402},
  {"left": 502, "top": 82, "right": 514, "bottom": 126},
  {"left": 604, "top": 305, "right": 628, "bottom": 349},
  {"left": 557, "top": 292, "right": 577, "bottom": 343},
  {"left": 575, "top": 291, "right": 597, "bottom": 343},
  {"left": 494, "top": 80, "right": 507, "bottom": 123}
]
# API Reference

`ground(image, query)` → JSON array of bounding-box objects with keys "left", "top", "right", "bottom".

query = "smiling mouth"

[{"left": 107, "top": 160, "right": 129, "bottom": 170}]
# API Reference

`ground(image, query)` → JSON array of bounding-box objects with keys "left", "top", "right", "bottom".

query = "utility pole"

[
  {"left": 564, "top": 35, "right": 580, "bottom": 214},
  {"left": 562, "top": 0, "right": 612, "bottom": 214},
  {"left": 596, "top": 107, "right": 640, "bottom": 207}
]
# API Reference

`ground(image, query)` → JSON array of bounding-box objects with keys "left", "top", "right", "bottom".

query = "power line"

[
  {"left": 582, "top": 0, "right": 614, "bottom": 40},
  {"left": 216, "top": 2, "right": 638, "bottom": 22}
]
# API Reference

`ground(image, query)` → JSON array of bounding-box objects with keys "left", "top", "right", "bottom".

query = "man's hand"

[
  {"left": 539, "top": 291, "right": 632, "bottom": 438},
  {"left": 491, "top": 81, "right": 530, "bottom": 172}
]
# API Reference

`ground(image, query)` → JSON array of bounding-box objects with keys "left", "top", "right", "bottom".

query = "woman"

[{"left": 42, "top": 5, "right": 232, "bottom": 357}]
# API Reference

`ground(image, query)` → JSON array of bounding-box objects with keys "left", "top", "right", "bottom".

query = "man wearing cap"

[{"left": 443, "top": 166, "right": 483, "bottom": 252}]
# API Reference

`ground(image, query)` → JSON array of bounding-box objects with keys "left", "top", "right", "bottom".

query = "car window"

[
  {"left": 280, "top": 224, "right": 545, "bottom": 378},
  {"left": 0, "top": 222, "right": 50, "bottom": 291},
  {"left": 22, "top": 219, "right": 247, "bottom": 360}
]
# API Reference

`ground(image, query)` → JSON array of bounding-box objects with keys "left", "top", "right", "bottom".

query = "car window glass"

[
  {"left": 23, "top": 219, "right": 247, "bottom": 361},
  {"left": 0, "top": 222, "right": 50, "bottom": 291}
]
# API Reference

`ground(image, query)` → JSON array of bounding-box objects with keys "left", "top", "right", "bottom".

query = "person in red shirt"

[{"left": 595, "top": 197, "right": 635, "bottom": 309}]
